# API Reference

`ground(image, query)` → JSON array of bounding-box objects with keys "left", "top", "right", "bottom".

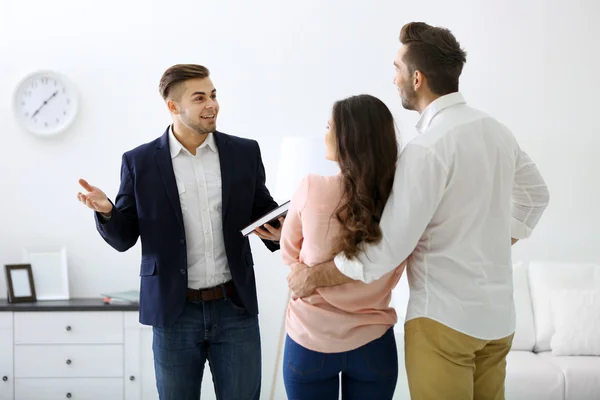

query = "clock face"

[{"left": 14, "top": 71, "right": 78, "bottom": 136}]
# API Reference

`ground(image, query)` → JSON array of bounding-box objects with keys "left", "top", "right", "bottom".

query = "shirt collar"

[
  {"left": 415, "top": 92, "right": 467, "bottom": 134},
  {"left": 168, "top": 125, "right": 217, "bottom": 159}
]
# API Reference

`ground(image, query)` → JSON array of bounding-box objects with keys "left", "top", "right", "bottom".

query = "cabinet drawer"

[
  {"left": 14, "top": 312, "right": 123, "bottom": 344},
  {"left": 15, "top": 345, "right": 123, "bottom": 378},
  {"left": 15, "top": 378, "right": 123, "bottom": 400},
  {"left": 0, "top": 313, "right": 11, "bottom": 330},
  {"left": 0, "top": 329, "right": 13, "bottom": 400}
]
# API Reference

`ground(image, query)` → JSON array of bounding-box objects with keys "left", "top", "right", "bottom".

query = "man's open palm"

[{"left": 77, "top": 178, "right": 113, "bottom": 215}]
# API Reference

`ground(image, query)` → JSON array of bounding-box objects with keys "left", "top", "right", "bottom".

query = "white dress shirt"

[
  {"left": 334, "top": 93, "right": 549, "bottom": 340},
  {"left": 169, "top": 126, "right": 231, "bottom": 290}
]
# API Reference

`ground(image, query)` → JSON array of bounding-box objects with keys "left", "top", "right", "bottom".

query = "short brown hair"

[
  {"left": 399, "top": 22, "right": 467, "bottom": 95},
  {"left": 158, "top": 64, "right": 210, "bottom": 100}
]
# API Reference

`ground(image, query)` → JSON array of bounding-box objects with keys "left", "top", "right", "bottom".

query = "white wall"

[{"left": 1, "top": 0, "right": 598, "bottom": 398}]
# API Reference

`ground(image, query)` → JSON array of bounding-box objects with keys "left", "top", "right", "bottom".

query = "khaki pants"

[{"left": 404, "top": 317, "right": 513, "bottom": 400}]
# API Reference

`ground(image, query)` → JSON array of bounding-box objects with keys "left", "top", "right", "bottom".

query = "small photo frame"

[
  {"left": 4, "top": 264, "right": 37, "bottom": 303},
  {"left": 22, "top": 246, "right": 70, "bottom": 300}
]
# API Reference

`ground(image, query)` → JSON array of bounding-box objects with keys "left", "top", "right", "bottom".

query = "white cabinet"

[
  {"left": 0, "top": 313, "right": 13, "bottom": 400},
  {"left": 124, "top": 312, "right": 158, "bottom": 400},
  {"left": 14, "top": 378, "right": 123, "bottom": 400},
  {"left": 0, "top": 301, "right": 157, "bottom": 400},
  {"left": 123, "top": 311, "right": 216, "bottom": 400},
  {"left": 14, "top": 344, "right": 124, "bottom": 378},
  {"left": 14, "top": 312, "right": 124, "bottom": 344}
]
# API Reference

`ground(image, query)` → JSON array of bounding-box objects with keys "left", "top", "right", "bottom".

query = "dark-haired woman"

[{"left": 280, "top": 94, "right": 405, "bottom": 399}]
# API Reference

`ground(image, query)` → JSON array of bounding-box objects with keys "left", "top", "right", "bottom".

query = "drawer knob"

[
  {"left": 2, "top": 376, "right": 7, "bottom": 382},
  {"left": 65, "top": 325, "right": 72, "bottom": 331},
  {"left": 66, "top": 359, "right": 72, "bottom": 365},
  {"left": 66, "top": 393, "right": 72, "bottom": 399},
  {"left": 129, "top": 375, "right": 135, "bottom": 381}
]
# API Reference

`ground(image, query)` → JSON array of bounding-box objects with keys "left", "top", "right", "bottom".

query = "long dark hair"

[{"left": 332, "top": 94, "right": 398, "bottom": 259}]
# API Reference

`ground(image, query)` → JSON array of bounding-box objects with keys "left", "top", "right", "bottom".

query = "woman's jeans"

[{"left": 283, "top": 327, "right": 398, "bottom": 400}]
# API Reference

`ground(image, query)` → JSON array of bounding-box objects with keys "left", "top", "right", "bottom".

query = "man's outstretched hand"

[{"left": 77, "top": 178, "right": 113, "bottom": 215}]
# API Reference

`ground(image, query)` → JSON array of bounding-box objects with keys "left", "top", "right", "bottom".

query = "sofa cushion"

[
  {"left": 538, "top": 352, "right": 600, "bottom": 400},
  {"left": 551, "top": 289, "right": 600, "bottom": 356},
  {"left": 505, "top": 351, "right": 564, "bottom": 400},
  {"left": 528, "top": 261, "right": 600, "bottom": 352},
  {"left": 511, "top": 261, "right": 536, "bottom": 351}
]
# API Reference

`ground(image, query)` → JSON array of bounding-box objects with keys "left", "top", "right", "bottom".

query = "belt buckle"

[
  {"left": 200, "top": 287, "right": 215, "bottom": 301},
  {"left": 190, "top": 288, "right": 201, "bottom": 302}
]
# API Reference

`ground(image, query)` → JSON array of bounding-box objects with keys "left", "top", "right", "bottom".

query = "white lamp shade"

[{"left": 274, "top": 136, "right": 339, "bottom": 202}]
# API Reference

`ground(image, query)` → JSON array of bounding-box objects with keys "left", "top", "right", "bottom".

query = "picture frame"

[
  {"left": 4, "top": 264, "right": 37, "bottom": 303},
  {"left": 22, "top": 246, "right": 70, "bottom": 300}
]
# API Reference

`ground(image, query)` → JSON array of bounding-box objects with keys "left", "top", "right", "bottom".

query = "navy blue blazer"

[{"left": 95, "top": 127, "right": 280, "bottom": 327}]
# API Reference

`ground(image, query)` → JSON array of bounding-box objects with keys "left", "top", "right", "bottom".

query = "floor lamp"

[{"left": 269, "top": 136, "right": 339, "bottom": 399}]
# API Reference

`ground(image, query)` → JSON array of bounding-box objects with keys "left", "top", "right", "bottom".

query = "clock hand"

[{"left": 30, "top": 91, "right": 59, "bottom": 119}]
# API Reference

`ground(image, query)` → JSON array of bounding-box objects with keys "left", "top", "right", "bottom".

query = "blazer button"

[
  {"left": 180, "top": 239, "right": 185, "bottom": 244},
  {"left": 180, "top": 269, "right": 186, "bottom": 275}
]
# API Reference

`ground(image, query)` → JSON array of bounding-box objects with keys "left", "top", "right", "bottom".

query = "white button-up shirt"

[
  {"left": 334, "top": 93, "right": 549, "bottom": 340},
  {"left": 169, "top": 126, "right": 231, "bottom": 290}
]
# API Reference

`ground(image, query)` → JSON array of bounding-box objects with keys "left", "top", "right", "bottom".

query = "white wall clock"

[{"left": 13, "top": 70, "right": 79, "bottom": 137}]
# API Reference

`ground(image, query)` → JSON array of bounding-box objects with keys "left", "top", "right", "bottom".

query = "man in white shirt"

[
  {"left": 77, "top": 64, "right": 282, "bottom": 400},
  {"left": 287, "top": 22, "right": 549, "bottom": 399}
]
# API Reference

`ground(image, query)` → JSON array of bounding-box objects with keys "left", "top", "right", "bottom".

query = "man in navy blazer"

[{"left": 77, "top": 64, "right": 282, "bottom": 400}]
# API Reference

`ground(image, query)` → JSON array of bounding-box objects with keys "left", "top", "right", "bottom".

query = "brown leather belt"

[{"left": 186, "top": 281, "right": 236, "bottom": 302}]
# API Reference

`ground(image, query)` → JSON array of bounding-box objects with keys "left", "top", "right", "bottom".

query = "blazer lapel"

[
  {"left": 213, "top": 131, "right": 234, "bottom": 219},
  {"left": 155, "top": 128, "right": 184, "bottom": 229}
]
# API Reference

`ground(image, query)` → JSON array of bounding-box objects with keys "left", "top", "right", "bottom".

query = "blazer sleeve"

[
  {"left": 251, "top": 141, "right": 280, "bottom": 252},
  {"left": 94, "top": 152, "right": 140, "bottom": 252}
]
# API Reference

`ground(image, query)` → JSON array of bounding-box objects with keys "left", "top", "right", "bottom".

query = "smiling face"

[{"left": 168, "top": 77, "right": 219, "bottom": 135}]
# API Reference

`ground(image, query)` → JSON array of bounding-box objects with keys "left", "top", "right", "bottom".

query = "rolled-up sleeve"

[
  {"left": 511, "top": 149, "right": 549, "bottom": 239},
  {"left": 334, "top": 144, "right": 448, "bottom": 283}
]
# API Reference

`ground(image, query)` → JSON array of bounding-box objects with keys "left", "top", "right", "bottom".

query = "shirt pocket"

[
  {"left": 175, "top": 179, "right": 186, "bottom": 195},
  {"left": 175, "top": 179, "right": 188, "bottom": 213}
]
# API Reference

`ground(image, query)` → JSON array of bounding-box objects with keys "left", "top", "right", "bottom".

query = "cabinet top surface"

[{"left": 0, "top": 298, "right": 139, "bottom": 312}]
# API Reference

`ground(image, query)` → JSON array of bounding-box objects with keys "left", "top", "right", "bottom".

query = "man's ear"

[
  {"left": 414, "top": 70, "right": 425, "bottom": 91},
  {"left": 167, "top": 99, "right": 180, "bottom": 114}
]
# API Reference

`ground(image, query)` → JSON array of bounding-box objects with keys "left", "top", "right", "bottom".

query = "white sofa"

[{"left": 506, "top": 261, "right": 600, "bottom": 400}]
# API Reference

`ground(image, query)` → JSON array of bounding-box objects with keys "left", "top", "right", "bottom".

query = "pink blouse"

[{"left": 280, "top": 173, "right": 405, "bottom": 353}]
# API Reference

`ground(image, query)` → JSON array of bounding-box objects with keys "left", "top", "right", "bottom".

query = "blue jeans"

[
  {"left": 283, "top": 328, "right": 398, "bottom": 400},
  {"left": 152, "top": 295, "right": 261, "bottom": 400}
]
